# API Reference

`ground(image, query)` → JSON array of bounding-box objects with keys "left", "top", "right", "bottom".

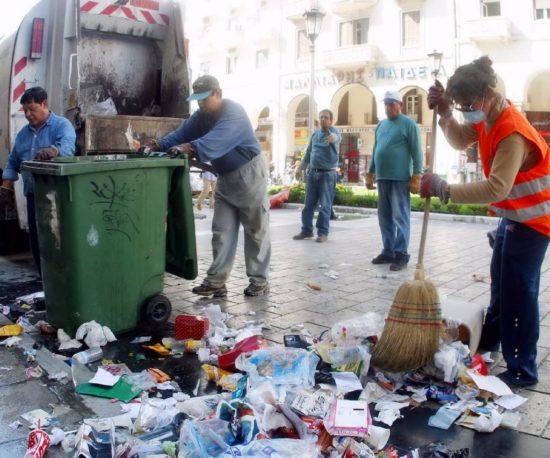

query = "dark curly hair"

[{"left": 446, "top": 56, "right": 497, "bottom": 103}]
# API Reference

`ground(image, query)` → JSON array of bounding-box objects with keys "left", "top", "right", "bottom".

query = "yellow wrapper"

[{"left": 0, "top": 324, "right": 24, "bottom": 336}]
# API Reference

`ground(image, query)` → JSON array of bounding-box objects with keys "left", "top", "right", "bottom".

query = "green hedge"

[{"left": 269, "top": 184, "right": 490, "bottom": 217}]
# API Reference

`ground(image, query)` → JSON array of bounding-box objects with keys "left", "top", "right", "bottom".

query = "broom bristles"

[{"left": 371, "top": 270, "right": 442, "bottom": 373}]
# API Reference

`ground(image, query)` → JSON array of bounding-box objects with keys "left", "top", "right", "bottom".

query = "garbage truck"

[{"left": 0, "top": 0, "right": 190, "bottom": 252}]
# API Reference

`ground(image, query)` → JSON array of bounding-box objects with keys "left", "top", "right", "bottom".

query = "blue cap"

[{"left": 187, "top": 75, "right": 220, "bottom": 101}]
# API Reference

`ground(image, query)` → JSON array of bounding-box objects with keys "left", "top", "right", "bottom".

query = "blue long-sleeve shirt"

[
  {"left": 158, "top": 99, "right": 260, "bottom": 175},
  {"left": 2, "top": 112, "right": 76, "bottom": 195},
  {"left": 369, "top": 114, "right": 423, "bottom": 181},
  {"left": 301, "top": 126, "right": 341, "bottom": 170}
]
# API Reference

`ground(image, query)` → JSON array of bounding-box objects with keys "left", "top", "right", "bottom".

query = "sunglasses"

[{"left": 454, "top": 95, "right": 484, "bottom": 113}]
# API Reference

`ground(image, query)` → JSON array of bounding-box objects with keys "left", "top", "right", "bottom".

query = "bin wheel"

[{"left": 142, "top": 294, "right": 172, "bottom": 326}]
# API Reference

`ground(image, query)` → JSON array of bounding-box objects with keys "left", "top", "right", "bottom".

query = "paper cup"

[{"left": 365, "top": 425, "right": 390, "bottom": 451}]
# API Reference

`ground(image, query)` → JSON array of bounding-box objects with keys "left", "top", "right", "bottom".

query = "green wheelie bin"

[{"left": 21, "top": 155, "right": 197, "bottom": 335}]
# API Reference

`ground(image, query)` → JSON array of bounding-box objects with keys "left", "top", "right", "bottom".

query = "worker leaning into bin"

[
  {"left": 1, "top": 87, "right": 76, "bottom": 276},
  {"left": 150, "top": 75, "right": 271, "bottom": 298}
]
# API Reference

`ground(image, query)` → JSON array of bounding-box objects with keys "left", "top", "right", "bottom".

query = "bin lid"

[{"left": 21, "top": 155, "right": 188, "bottom": 176}]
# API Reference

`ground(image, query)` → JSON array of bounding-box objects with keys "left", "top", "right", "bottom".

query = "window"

[
  {"left": 226, "top": 53, "right": 237, "bottom": 74},
  {"left": 481, "top": 0, "right": 501, "bottom": 17},
  {"left": 402, "top": 11, "right": 420, "bottom": 47},
  {"left": 534, "top": 0, "right": 550, "bottom": 19},
  {"left": 201, "top": 17, "right": 211, "bottom": 33},
  {"left": 297, "top": 29, "right": 309, "bottom": 60},
  {"left": 404, "top": 91, "right": 422, "bottom": 123},
  {"left": 227, "top": 10, "right": 242, "bottom": 31},
  {"left": 256, "top": 49, "right": 269, "bottom": 68},
  {"left": 199, "top": 62, "right": 210, "bottom": 75},
  {"left": 339, "top": 18, "right": 369, "bottom": 46}
]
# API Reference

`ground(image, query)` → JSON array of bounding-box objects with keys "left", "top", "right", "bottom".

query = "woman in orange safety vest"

[{"left": 421, "top": 56, "right": 550, "bottom": 387}]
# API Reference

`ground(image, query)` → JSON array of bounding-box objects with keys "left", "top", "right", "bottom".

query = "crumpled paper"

[{"left": 75, "top": 321, "right": 116, "bottom": 348}]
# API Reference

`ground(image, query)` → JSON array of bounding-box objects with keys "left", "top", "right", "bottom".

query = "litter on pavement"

[{"left": 1, "top": 292, "right": 530, "bottom": 458}]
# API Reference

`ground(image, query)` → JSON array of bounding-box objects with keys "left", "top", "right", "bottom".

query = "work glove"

[
  {"left": 409, "top": 174, "right": 421, "bottom": 194},
  {"left": 0, "top": 186, "right": 15, "bottom": 208},
  {"left": 420, "top": 172, "right": 450, "bottom": 204},
  {"left": 365, "top": 172, "right": 376, "bottom": 190},
  {"left": 167, "top": 146, "right": 182, "bottom": 158},
  {"left": 150, "top": 139, "right": 161, "bottom": 150},
  {"left": 35, "top": 147, "right": 59, "bottom": 160},
  {"left": 428, "top": 80, "right": 453, "bottom": 118},
  {"left": 327, "top": 133, "right": 336, "bottom": 144}
]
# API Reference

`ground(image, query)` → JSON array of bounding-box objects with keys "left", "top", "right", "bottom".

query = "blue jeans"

[
  {"left": 480, "top": 218, "right": 549, "bottom": 384},
  {"left": 301, "top": 169, "right": 337, "bottom": 236},
  {"left": 376, "top": 180, "right": 411, "bottom": 258}
]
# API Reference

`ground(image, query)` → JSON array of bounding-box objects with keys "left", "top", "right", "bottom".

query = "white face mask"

[
  {"left": 460, "top": 94, "right": 486, "bottom": 124},
  {"left": 463, "top": 110, "right": 486, "bottom": 124}
]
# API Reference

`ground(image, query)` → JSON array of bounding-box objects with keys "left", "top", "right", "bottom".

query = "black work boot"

[
  {"left": 372, "top": 253, "right": 394, "bottom": 264},
  {"left": 390, "top": 253, "right": 410, "bottom": 271}
]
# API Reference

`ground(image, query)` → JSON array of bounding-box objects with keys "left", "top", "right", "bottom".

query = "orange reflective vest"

[{"left": 474, "top": 103, "right": 550, "bottom": 237}]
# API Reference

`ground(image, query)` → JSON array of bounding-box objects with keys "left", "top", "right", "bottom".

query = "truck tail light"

[{"left": 30, "top": 18, "right": 45, "bottom": 59}]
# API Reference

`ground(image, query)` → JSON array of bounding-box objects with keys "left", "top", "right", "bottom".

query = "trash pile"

[{"left": 1, "top": 294, "right": 528, "bottom": 458}]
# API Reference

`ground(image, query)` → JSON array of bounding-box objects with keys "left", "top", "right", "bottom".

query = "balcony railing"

[
  {"left": 332, "top": 0, "right": 379, "bottom": 16},
  {"left": 323, "top": 44, "right": 378, "bottom": 69},
  {"left": 466, "top": 17, "right": 512, "bottom": 43}
]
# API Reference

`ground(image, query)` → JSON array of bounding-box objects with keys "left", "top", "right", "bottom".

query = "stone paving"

[
  {"left": 166, "top": 205, "right": 550, "bottom": 441},
  {"left": 1, "top": 204, "right": 549, "bottom": 454}
]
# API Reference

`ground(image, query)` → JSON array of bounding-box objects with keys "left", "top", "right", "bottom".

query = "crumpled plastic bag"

[
  {"left": 75, "top": 321, "right": 116, "bottom": 348},
  {"left": 236, "top": 347, "right": 319, "bottom": 394},
  {"left": 57, "top": 329, "right": 82, "bottom": 350},
  {"left": 330, "top": 312, "right": 384, "bottom": 341},
  {"left": 216, "top": 399, "right": 259, "bottom": 446},
  {"left": 134, "top": 396, "right": 179, "bottom": 433},
  {"left": 91, "top": 97, "right": 117, "bottom": 116},
  {"left": 178, "top": 419, "right": 233, "bottom": 458},
  {"left": 433, "top": 341, "right": 470, "bottom": 383}
]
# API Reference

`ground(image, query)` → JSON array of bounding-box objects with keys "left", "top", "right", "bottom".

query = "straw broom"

[{"left": 370, "top": 103, "right": 443, "bottom": 373}]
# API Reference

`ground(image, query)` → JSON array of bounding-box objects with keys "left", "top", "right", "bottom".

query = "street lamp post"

[
  {"left": 427, "top": 50, "right": 443, "bottom": 173},
  {"left": 304, "top": 8, "right": 324, "bottom": 139}
]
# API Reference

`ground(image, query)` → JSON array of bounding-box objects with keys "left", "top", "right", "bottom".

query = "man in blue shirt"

[
  {"left": 366, "top": 90, "right": 422, "bottom": 271},
  {"left": 293, "top": 109, "right": 341, "bottom": 243},
  {"left": 151, "top": 75, "right": 271, "bottom": 297},
  {"left": 1, "top": 87, "right": 76, "bottom": 275}
]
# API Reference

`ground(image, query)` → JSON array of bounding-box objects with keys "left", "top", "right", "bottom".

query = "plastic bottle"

[{"left": 72, "top": 347, "right": 103, "bottom": 364}]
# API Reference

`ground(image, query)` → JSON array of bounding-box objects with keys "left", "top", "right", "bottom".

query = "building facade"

[{"left": 183, "top": 0, "right": 550, "bottom": 183}]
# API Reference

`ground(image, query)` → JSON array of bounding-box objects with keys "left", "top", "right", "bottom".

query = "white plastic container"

[{"left": 73, "top": 347, "right": 103, "bottom": 364}]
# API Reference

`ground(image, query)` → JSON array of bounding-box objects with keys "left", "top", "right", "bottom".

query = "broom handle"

[{"left": 417, "top": 106, "right": 438, "bottom": 269}]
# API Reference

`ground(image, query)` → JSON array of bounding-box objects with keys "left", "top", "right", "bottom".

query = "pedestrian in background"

[
  {"left": 366, "top": 90, "right": 422, "bottom": 271},
  {"left": 423, "top": 56, "right": 550, "bottom": 387},
  {"left": 195, "top": 170, "right": 217, "bottom": 210},
  {"left": 151, "top": 75, "right": 271, "bottom": 297},
  {"left": 293, "top": 109, "right": 341, "bottom": 243},
  {"left": 1, "top": 87, "right": 76, "bottom": 276}
]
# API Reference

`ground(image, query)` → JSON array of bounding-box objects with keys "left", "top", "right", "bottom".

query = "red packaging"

[
  {"left": 175, "top": 315, "right": 209, "bottom": 340},
  {"left": 470, "top": 353, "right": 489, "bottom": 375},
  {"left": 218, "top": 335, "right": 263, "bottom": 371},
  {"left": 24, "top": 429, "right": 51, "bottom": 458}
]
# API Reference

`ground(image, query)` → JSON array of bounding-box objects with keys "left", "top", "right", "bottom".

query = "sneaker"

[
  {"left": 316, "top": 234, "right": 328, "bottom": 243},
  {"left": 244, "top": 282, "right": 270, "bottom": 296},
  {"left": 372, "top": 254, "right": 394, "bottom": 264},
  {"left": 192, "top": 283, "right": 227, "bottom": 297},
  {"left": 497, "top": 370, "right": 538, "bottom": 388},
  {"left": 293, "top": 232, "right": 314, "bottom": 240}
]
